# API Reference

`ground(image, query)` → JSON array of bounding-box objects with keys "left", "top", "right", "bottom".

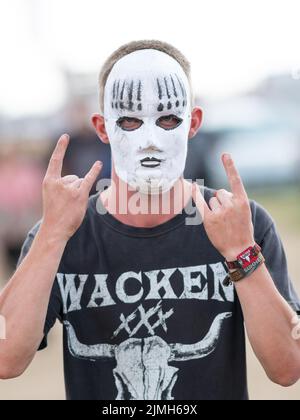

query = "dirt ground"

[
  {"left": 1, "top": 322, "right": 300, "bottom": 400},
  {"left": 0, "top": 191, "right": 300, "bottom": 400}
]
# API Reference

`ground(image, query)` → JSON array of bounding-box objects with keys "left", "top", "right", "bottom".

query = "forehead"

[
  {"left": 104, "top": 50, "right": 190, "bottom": 117},
  {"left": 107, "top": 49, "right": 188, "bottom": 79}
]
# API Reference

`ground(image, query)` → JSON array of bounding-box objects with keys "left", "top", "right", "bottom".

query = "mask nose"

[{"left": 138, "top": 123, "right": 163, "bottom": 153}]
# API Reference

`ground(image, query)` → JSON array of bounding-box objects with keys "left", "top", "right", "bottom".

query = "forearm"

[
  {"left": 0, "top": 134, "right": 101, "bottom": 380},
  {"left": 0, "top": 223, "right": 67, "bottom": 378},
  {"left": 235, "top": 263, "right": 300, "bottom": 386}
]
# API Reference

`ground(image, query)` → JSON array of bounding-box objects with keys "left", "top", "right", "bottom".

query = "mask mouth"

[{"left": 140, "top": 157, "right": 163, "bottom": 168}]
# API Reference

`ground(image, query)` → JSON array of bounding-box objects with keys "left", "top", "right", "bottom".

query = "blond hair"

[{"left": 98, "top": 39, "right": 193, "bottom": 113}]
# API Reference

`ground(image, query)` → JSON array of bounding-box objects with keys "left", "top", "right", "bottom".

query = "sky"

[{"left": 1, "top": 0, "right": 300, "bottom": 116}]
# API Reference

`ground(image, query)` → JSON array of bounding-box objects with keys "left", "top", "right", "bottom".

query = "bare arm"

[
  {"left": 235, "top": 263, "right": 300, "bottom": 386},
  {"left": 193, "top": 154, "right": 300, "bottom": 387},
  {"left": 0, "top": 134, "right": 102, "bottom": 379},
  {"left": 0, "top": 224, "right": 67, "bottom": 378}
]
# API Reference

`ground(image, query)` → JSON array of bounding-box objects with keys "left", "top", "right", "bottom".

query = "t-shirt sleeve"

[
  {"left": 16, "top": 221, "right": 63, "bottom": 350},
  {"left": 250, "top": 199, "right": 300, "bottom": 315}
]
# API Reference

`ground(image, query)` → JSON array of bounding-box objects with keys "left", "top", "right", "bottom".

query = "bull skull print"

[{"left": 64, "top": 312, "right": 232, "bottom": 400}]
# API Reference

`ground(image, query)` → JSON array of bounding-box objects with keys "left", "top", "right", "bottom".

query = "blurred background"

[{"left": 0, "top": 0, "right": 300, "bottom": 400}]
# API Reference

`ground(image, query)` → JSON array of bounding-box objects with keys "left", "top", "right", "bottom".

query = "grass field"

[{"left": 250, "top": 186, "right": 300, "bottom": 231}]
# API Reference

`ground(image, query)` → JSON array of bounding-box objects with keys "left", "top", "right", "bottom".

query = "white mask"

[{"left": 103, "top": 49, "right": 192, "bottom": 195}]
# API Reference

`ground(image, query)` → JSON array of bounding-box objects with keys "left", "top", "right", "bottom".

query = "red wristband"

[{"left": 226, "top": 243, "right": 261, "bottom": 270}]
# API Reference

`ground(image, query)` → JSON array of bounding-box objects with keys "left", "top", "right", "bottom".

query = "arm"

[
  {"left": 234, "top": 263, "right": 300, "bottom": 386},
  {"left": 193, "top": 154, "right": 300, "bottom": 387},
  {"left": 0, "top": 134, "right": 102, "bottom": 379}
]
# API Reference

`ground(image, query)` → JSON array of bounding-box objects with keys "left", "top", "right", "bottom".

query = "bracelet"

[
  {"left": 226, "top": 243, "right": 262, "bottom": 270},
  {"left": 223, "top": 244, "right": 265, "bottom": 286}
]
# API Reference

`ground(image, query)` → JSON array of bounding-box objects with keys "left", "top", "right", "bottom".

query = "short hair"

[{"left": 98, "top": 39, "right": 193, "bottom": 113}]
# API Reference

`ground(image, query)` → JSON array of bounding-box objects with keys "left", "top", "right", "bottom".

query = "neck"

[{"left": 99, "top": 168, "right": 192, "bottom": 228}]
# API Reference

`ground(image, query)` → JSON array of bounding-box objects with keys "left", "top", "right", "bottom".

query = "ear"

[
  {"left": 91, "top": 113, "right": 110, "bottom": 144},
  {"left": 188, "top": 107, "right": 203, "bottom": 139}
]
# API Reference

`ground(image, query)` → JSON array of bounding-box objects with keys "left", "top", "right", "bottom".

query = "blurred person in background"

[
  {"left": 184, "top": 129, "right": 218, "bottom": 186},
  {"left": 0, "top": 146, "right": 43, "bottom": 278},
  {"left": 62, "top": 128, "right": 111, "bottom": 194},
  {"left": 0, "top": 40, "right": 300, "bottom": 401},
  {"left": 48, "top": 99, "right": 111, "bottom": 195}
]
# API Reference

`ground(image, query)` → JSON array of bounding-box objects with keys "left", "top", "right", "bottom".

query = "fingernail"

[{"left": 64, "top": 134, "right": 70, "bottom": 140}]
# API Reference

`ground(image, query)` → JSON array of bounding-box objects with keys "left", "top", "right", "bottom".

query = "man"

[{"left": 0, "top": 40, "right": 300, "bottom": 400}]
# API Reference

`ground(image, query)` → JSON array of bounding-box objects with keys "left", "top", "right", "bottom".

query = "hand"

[
  {"left": 192, "top": 153, "right": 255, "bottom": 261},
  {"left": 41, "top": 134, "right": 102, "bottom": 242}
]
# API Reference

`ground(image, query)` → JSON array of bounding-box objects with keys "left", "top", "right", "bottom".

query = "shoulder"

[
  {"left": 22, "top": 219, "right": 42, "bottom": 245},
  {"left": 26, "top": 219, "right": 42, "bottom": 238},
  {"left": 16, "top": 219, "right": 42, "bottom": 267},
  {"left": 248, "top": 198, "right": 275, "bottom": 242}
]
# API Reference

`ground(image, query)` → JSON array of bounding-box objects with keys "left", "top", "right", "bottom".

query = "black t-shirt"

[{"left": 17, "top": 187, "right": 300, "bottom": 400}]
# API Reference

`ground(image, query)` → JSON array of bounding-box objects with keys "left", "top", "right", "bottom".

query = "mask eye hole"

[
  {"left": 156, "top": 115, "right": 183, "bottom": 130},
  {"left": 116, "top": 117, "right": 143, "bottom": 131}
]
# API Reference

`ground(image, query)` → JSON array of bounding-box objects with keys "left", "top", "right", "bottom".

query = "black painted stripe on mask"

[
  {"left": 120, "top": 81, "right": 126, "bottom": 100},
  {"left": 157, "top": 103, "right": 164, "bottom": 112},
  {"left": 128, "top": 81, "right": 133, "bottom": 101},
  {"left": 164, "top": 77, "right": 171, "bottom": 99},
  {"left": 137, "top": 80, "right": 142, "bottom": 102},
  {"left": 137, "top": 81, "right": 142, "bottom": 111},
  {"left": 175, "top": 74, "right": 186, "bottom": 99},
  {"left": 116, "top": 80, "right": 120, "bottom": 101},
  {"left": 119, "top": 80, "right": 126, "bottom": 109},
  {"left": 157, "top": 78, "right": 163, "bottom": 100},
  {"left": 128, "top": 80, "right": 134, "bottom": 111},
  {"left": 171, "top": 75, "right": 178, "bottom": 97},
  {"left": 112, "top": 80, "right": 116, "bottom": 100}
]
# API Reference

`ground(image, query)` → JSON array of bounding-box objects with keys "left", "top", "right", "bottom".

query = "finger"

[
  {"left": 62, "top": 175, "right": 79, "bottom": 185},
  {"left": 80, "top": 161, "right": 102, "bottom": 194},
  {"left": 215, "top": 189, "right": 233, "bottom": 208},
  {"left": 192, "top": 182, "right": 211, "bottom": 221},
  {"left": 71, "top": 178, "right": 84, "bottom": 189},
  {"left": 46, "top": 134, "right": 70, "bottom": 179},
  {"left": 209, "top": 197, "right": 222, "bottom": 212},
  {"left": 222, "top": 153, "right": 247, "bottom": 198}
]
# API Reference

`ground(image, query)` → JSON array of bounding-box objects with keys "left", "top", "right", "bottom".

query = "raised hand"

[
  {"left": 192, "top": 153, "right": 255, "bottom": 261},
  {"left": 41, "top": 134, "right": 102, "bottom": 242}
]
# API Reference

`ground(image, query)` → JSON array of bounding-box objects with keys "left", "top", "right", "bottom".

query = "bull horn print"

[
  {"left": 64, "top": 321, "right": 116, "bottom": 361},
  {"left": 169, "top": 312, "right": 232, "bottom": 362}
]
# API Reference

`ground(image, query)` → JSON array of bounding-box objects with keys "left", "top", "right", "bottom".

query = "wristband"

[
  {"left": 223, "top": 243, "right": 265, "bottom": 286},
  {"left": 226, "top": 243, "right": 262, "bottom": 270}
]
